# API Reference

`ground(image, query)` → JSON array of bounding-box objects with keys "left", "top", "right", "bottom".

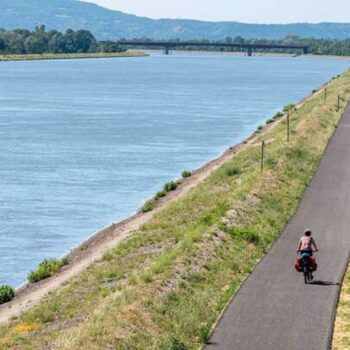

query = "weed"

[
  {"left": 226, "top": 166, "right": 241, "bottom": 177},
  {"left": 163, "top": 336, "right": 187, "bottom": 350}
]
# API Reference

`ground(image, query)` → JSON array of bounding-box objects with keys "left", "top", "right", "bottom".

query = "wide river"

[{"left": 0, "top": 53, "right": 348, "bottom": 286}]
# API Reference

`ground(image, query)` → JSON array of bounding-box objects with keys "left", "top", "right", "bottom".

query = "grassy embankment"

[
  {"left": 0, "top": 51, "right": 146, "bottom": 61},
  {"left": 333, "top": 263, "right": 350, "bottom": 349},
  {"left": 0, "top": 71, "right": 350, "bottom": 350}
]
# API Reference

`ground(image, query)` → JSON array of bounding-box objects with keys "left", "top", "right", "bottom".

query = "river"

[{"left": 0, "top": 53, "right": 348, "bottom": 286}]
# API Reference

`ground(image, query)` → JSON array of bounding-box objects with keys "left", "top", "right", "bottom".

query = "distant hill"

[{"left": 1, "top": 0, "right": 350, "bottom": 40}]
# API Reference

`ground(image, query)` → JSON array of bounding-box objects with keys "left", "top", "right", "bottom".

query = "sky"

[{"left": 83, "top": 0, "right": 350, "bottom": 23}]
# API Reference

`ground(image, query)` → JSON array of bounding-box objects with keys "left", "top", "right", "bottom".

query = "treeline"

[
  {"left": 123, "top": 35, "right": 350, "bottom": 56},
  {"left": 0, "top": 26, "right": 125, "bottom": 55}
]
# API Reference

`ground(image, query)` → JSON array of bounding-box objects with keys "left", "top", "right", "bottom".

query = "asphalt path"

[{"left": 205, "top": 104, "right": 350, "bottom": 350}]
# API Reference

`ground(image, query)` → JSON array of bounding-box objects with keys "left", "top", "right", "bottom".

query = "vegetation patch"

[
  {"left": 0, "top": 285, "right": 15, "bottom": 304},
  {"left": 0, "top": 72, "right": 349, "bottom": 350},
  {"left": 142, "top": 201, "right": 154, "bottom": 213},
  {"left": 332, "top": 262, "right": 350, "bottom": 350},
  {"left": 182, "top": 170, "right": 192, "bottom": 178},
  {"left": 28, "top": 257, "right": 69, "bottom": 283},
  {"left": 164, "top": 181, "right": 178, "bottom": 192}
]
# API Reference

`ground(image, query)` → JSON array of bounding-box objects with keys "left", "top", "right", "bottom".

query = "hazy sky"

[{"left": 83, "top": 0, "right": 350, "bottom": 23}]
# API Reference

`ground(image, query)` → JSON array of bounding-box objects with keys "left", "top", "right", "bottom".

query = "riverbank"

[
  {"left": 0, "top": 51, "right": 147, "bottom": 62},
  {"left": 0, "top": 68, "right": 349, "bottom": 349}
]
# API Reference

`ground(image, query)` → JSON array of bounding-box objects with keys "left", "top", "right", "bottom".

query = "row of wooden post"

[{"left": 260, "top": 89, "right": 341, "bottom": 173}]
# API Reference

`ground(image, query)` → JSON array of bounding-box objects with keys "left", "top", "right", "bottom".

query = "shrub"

[
  {"left": 163, "top": 336, "right": 187, "bottom": 350},
  {"left": 226, "top": 166, "right": 241, "bottom": 177},
  {"left": 142, "top": 201, "right": 154, "bottom": 213},
  {"left": 283, "top": 103, "right": 295, "bottom": 112},
  {"left": 256, "top": 125, "right": 263, "bottom": 131},
  {"left": 273, "top": 112, "right": 284, "bottom": 119},
  {"left": 28, "top": 258, "right": 68, "bottom": 283},
  {"left": 155, "top": 189, "right": 167, "bottom": 199},
  {"left": 0, "top": 285, "right": 15, "bottom": 304},
  {"left": 164, "top": 181, "right": 177, "bottom": 192},
  {"left": 181, "top": 170, "right": 192, "bottom": 178},
  {"left": 197, "top": 326, "right": 211, "bottom": 343},
  {"left": 266, "top": 118, "right": 274, "bottom": 124}
]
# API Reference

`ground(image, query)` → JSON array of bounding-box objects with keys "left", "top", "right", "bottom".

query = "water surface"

[{"left": 0, "top": 53, "right": 348, "bottom": 286}]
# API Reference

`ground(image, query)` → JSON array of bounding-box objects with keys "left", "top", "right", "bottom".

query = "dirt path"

[{"left": 204, "top": 104, "right": 350, "bottom": 350}]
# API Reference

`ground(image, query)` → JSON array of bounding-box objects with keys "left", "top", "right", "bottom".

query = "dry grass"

[
  {"left": 0, "top": 71, "right": 349, "bottom": 349},
  {"left": 333, "top": 263, "right": 350, "bottom": 350}
]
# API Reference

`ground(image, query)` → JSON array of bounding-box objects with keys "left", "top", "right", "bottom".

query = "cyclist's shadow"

[{"left": 309, "top": 280, "right": 340, "bottom": 286}]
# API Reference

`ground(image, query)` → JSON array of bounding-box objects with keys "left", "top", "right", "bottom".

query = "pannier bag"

[{"left": 295, "top": 256, "right": 317, "bottom": 272}]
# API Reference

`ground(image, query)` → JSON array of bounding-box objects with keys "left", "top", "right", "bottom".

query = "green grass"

[
  {"left": 0, "top": 71, "right": 350, "bottom": 350},
  {"left": 0, "top": 51, "right": 146, "bottom": 62}
]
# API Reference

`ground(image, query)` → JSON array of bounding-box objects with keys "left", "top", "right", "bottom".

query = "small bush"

[
  {"left": 256, "top": 125, "right": 263, "bottom": 131},
  {"left": 283, "top": 103, "right": 295, "bottom": 112},
  {"left": 273, "top": 112, "right": 283, "bottom": 119},
  {"left": 163, "top": 336, "right": 187, "bottom": 350},
  {"left": 266, "top": 118, "right": 274, "bottom": 124},
  {"left": 0, "top": 285, "right": 15, "bottom": 304},
  {"left": 155, "top": 189, "right": 167, "bottom": 200},
  {"left": 164, "top": 181, "right": 177, "bottom": 192},
  {"left": 28, "top": 258, "right": 68, "bottom": 283},
  {"left": 181, "top": 170, "right": 192, "bottom": 178},
  {"left": 226, "top": 166, "right": 241, "bottom": 177},
  {"left": 142, "top": 201, "right": 154, "bottom": 213},
  {"left": 197, "top": 326, "right": 211, "bottom": 343}
]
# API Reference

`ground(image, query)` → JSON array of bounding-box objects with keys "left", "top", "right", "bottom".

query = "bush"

[
  {"left": 256, "top": 125, "right": 263, "bottom": 131},
  {"left": 283, "top": 103, "right": 295, "bottom": 112},
  {"left": 273, "top": 112, "right": 284, "bottom": 119},
  {"left": 163, "top": 336, "right": 187, "bottom": 350},
  {"left": 28, "top": 257, "right": 68, "bottom": 283},
  {"left": 181, "top": 170, "right": 192, "bottom": 178},
  {"left": 266, "top": 118, "right": 274, "bottom": 124},
  {"left": 164, "top": 181, "right": 177, "bottom": 192},
  {"left": 0, "top": 285, "right": 15, "bottom": 304},
  {"left": 155, "top": 189, "right": 167, "bottom": 199},
  {"left": 226, "top": 166, "right": 241, "bottom": 177},
  {"left": 142, "top": 201, "right": 154, "bottom": 213}
]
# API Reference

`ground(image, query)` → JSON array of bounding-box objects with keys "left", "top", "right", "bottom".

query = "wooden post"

[
  {"left": 287, "top": 114, "right": 290, "bottom": 142},
  {"left": 324, "top": 88, "right": 327, "bottom": 103},
  {"left": 337, "top": 94, "right": 340, "bottom": 111},
  {"left": 261, "top": 141, "right": 265, "bottom": 173}
]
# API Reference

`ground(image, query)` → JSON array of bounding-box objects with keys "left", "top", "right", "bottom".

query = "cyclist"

[
  {"left": 296, "top": 229, "right": 319, "bottom": 279},
  {"left": 297, "top": 229, "right": 319, "bottom": 255}
]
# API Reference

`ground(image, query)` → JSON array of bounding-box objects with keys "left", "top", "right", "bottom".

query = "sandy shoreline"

[{"left": 0, "top": 75, "right": 336, "bottom": 324}]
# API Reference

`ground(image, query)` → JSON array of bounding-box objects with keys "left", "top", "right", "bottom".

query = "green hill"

[{"left": 1, "top": 0, "right": 350, "bottom": 40}]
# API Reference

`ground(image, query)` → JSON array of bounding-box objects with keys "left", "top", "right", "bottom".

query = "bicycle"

[{"left": 300, "top": 250, "right": 318, "bottom": 284}]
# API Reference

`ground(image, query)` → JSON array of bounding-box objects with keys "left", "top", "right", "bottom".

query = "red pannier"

[{"left": 295, "top": 256, "right": 317, "bottom": 272}]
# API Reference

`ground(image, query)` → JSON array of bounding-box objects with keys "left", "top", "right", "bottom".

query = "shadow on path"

[{"left": 309, "top": 280, "right": 340, "bottom": 286}]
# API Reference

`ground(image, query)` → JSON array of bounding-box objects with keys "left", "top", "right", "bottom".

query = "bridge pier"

[{"left": 164, "top": 47, "right": 172, "bottom": 55}]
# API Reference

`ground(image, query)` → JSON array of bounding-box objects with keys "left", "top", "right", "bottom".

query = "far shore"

[
  {"left": 0, "top": 50, "right": 148, "bottom": 62},
  {"left": 141, "top": 48, "right": 350, "bottom": 60}
]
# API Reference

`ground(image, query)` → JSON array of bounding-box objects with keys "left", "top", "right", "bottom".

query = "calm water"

[{"left": 0, "top": 53, "right": 348, "bottom": 286}]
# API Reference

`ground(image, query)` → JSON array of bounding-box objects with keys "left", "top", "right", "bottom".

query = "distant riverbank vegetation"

[{"left": 0, "top": 25, "right": 125, "bottom": 55}]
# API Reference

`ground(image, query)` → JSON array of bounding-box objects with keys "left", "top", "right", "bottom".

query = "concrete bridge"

[{"left": 117, "top": 40, "right": 308, "bottom": 56}]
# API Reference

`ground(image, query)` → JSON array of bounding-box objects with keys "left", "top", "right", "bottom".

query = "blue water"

[{"left": 0, "top": 53, "right": 348, "bottom": 286}]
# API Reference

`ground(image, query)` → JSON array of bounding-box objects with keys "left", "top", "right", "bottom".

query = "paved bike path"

[{"left": 205, "top": 104, "right": 350, "bottom": 350}]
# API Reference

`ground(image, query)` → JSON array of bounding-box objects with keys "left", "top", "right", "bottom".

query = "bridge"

[{"left": 117, "top": 40, "right": 308, "bottom": 56}]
